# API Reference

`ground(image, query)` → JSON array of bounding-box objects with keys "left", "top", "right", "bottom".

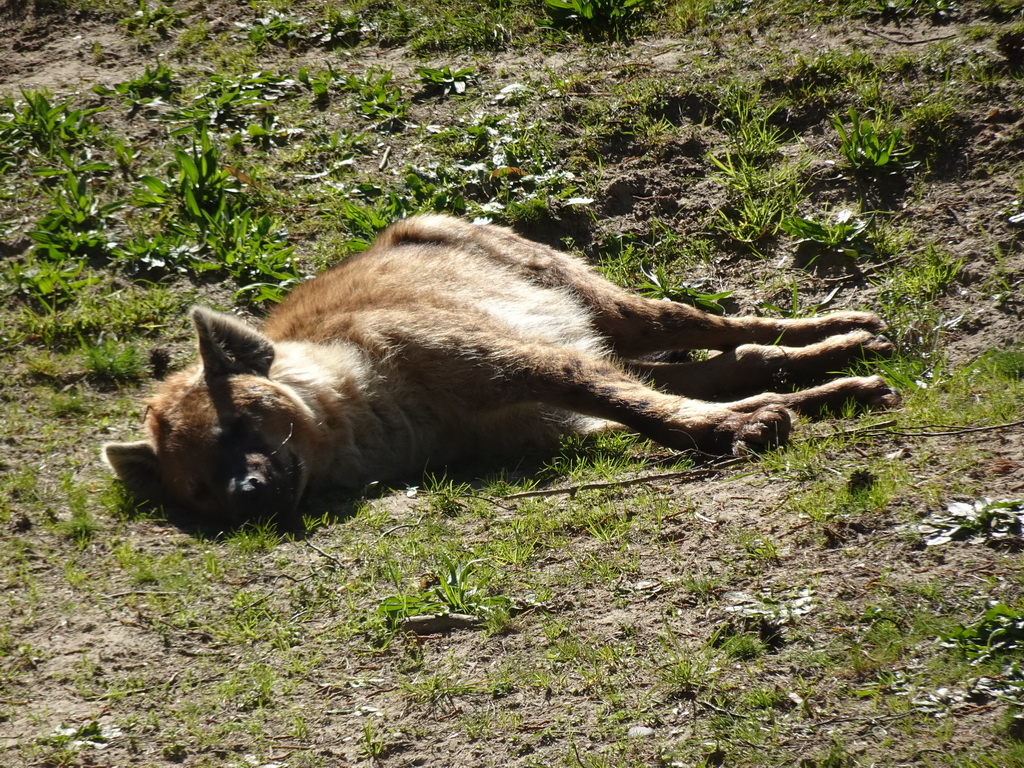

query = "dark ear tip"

[
  {"left": 189, "top": 305, "right": 215, "bottom": 326},
  {"left": 191, "top": 306, "right": 275, "bottom": 378}
]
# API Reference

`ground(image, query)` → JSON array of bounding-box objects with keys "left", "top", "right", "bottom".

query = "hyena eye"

[
  {"left": 190, "top": 482, "right": 213, "bottom": 504},
  {"left": 220, "top": 418, "right": 248, "bottom": 441}
]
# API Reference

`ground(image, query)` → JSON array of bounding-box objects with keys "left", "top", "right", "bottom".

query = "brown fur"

[{"left": 103, "top": 214, "right": 896, "bottom": 524}]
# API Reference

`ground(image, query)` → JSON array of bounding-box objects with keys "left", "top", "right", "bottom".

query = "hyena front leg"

[
  {"left": 628, "top": 330, "right": 894, "bottom": 400},
  {"left": 719, "top": 375, "right": 900, "bottom": 417},
  {"left": 519, "top": 353, "right": 795, "bottom": 455}
]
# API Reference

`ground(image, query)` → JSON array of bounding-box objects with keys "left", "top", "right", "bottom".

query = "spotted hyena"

[{"left": 103, "top": 214, "right": 896, "bottom": 524}]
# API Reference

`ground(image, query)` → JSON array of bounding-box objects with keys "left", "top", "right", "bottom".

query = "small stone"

[{"left": 627, "top": 725, "right": 655, "bottom": 738}]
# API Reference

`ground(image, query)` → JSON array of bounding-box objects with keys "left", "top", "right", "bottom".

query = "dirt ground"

[{"left": 2, "top": 1, "right": 1024, "bottom": 767}]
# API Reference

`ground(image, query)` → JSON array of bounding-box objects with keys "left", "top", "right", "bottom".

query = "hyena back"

[{"left": 103, "top": 214, "right": 896, "bottom": 524}]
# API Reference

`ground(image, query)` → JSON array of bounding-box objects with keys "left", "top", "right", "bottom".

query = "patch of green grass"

[
  {"left": 118, "top": 0, "right": 187, "bottom": 40},
  {"left": 733, "top": 529, "right": 781, "bottom": 567},
  {"left": 218, "top": 661, "right": 285, "bottom": 711},
  {"left": 225, "top": 521, "right": 284, "bottom": 554},
  {"left": 656, "top": 628, "right": 713, "bottom": 698},
  {"left": 704, "top": 84, "right": 806, "bottom": 247},
  {"left": 770, "top": 49, "right": 877, "bottom": 107},
  {"left": 377, "top": 555, "right": 511, "bottom": 629},
  {"left": 599, "top": 226, "right": 718, "bottom": 291},
  {"left": 837, "top": 601, "right": 956, "bottom": 682},
  {"left": 680, "top": 570, "right": 726, "bottom": 602},
  {"left": 636, "top": 263, "right": 733, "bottom": 314},
  {"left": 718, "top": 85, "right": 787, "bottom": 165},
  {"left": 0, "top": 89, "right": 106, "bottom": 165},
  {"left": 903, "top": 96, "right": 965, "bottom": 163},
  {"left": 708, "top": 149, "right": 808, "bottom": 245},
  {"left": 539, "top": 430, "right": 651, "bottom": 483},
  {"left": 112, "top": 541, "right": 189, "bottom": 587},
  {"left": 81, "top": 338, "right": 146, "bottom": 384},
  {"left": 835, "top": 107, "right": 918, "bottom": 177},
  {"left": 875, "top": 244, "right": 962, "bottom": 336},
  {"left": 896, "top": 349, "right": 1024, "bottom": 438},
  {"left": 94, "top": 62, "right": 181, "bottom": 111},
  {"left": 29, "top": 173, "right": 123, "bottom": 262},
  {"left": 665, "top": 0, "right": 755, "bottom": 31},
  {"left": 54, "top": 474, "right": 103, "bottom": 548},
  {"left": 786, "top": 461, "right": 909, "bottom": 526},
  {"left": 167, "top": 18, "right": 211, "bottom": 59},
  {"left": 6, "top": 281, "right": 190, "bottom": 348},
  {"left": 357, "top": 717, "right": 389, "bottom": 761},
  {"left": 100, "top": 479, "right": 157, "bottom": 521},
  {"left": 410, "top": 10, "right": 517, "bottom": 52},
  {"left": 545, "top": 0, "right": 653, "bottom": 40},
  {"left": 576, "top": 501, "right": 636, "bottom": 543},
  {"left": 45, "top": 387, "right": 90, "bottom": 418},
  {"left": 130, "top": 125, "right": 300, "bottom": 300},
  {"left": 781, "top": 208, "right": 873, "bottom": 260},
  {"left": 7, "top": 250, "right": 102, "bottom": 315},
  {"left": 984, "top": 344, "right": 1024, "bottom": 380},
  {"left": 399, "top": 654, "right": 487, "bottom": 704}
]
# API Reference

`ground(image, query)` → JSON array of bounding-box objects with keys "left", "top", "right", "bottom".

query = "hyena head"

[{"left": 103, "top": 307, "right": 317, "bottom": 526}]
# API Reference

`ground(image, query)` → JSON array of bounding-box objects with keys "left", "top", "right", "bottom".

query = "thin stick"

[
  {"left": 501, "top": 458, "right": 746, "bottom": 500},
  {"left": 859, "top": 27, "right": 958, "bottom": 46},
  {"left": 859, "top": 418, "right": 1024, "bottom": 438},
  {"left": 381, "top": 515, "right": 424, "bottom": 537},
  {"left": 306, "top": 541, "right": 347, "bottom": 568}
]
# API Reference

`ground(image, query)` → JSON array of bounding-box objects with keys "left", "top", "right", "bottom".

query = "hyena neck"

[
  {"left": 271, "top": 339, "right": 369, "bottom": 389},
  {"left": 269, "top": 341, "right": 378, "bottom": 485}
]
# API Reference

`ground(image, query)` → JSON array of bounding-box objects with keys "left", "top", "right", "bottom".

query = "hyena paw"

[
  {"left": 839, "top": 330, "right": 893, "bottom": 358},
  {"left": 868, "top": 334, "right": 893, "bottom": 355},
  {"left": 784, "top": 312, "right": 887, "bottom": 347},
  {"left": 858, "top": 375, "right": 900, "bottom": 409},
  {"left": 717, "top": 405, "right": 793, "bottom": 455},
  {"left": 836, "top": 311, "right": 887, "bottom": 334},
  {"left": 827, "top": 327, "right": 892, "bottom": 358},
  {"left": 822, "top": 375, "right": 900, "bottom": 412},
  {"left": 860, "top": 332, "right": 894, "bottom": 357}
]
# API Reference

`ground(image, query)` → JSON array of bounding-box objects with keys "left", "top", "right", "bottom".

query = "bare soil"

[{"left": 2, "top": 2, "right": 1024, "bottom": 767}]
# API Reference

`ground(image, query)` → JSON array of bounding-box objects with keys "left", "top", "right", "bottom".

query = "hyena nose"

[
  {"left": 239, "top": 475, "right": 263, "bottom": 493},
  {"left": 231, "top": 474, "right": 274, "bottom": 502},
  {"left": 227, "top": 468, "right": 295, "bottom": 524},
  {"left": 228, "top": 474, "right": 273, "bottom": 512}
]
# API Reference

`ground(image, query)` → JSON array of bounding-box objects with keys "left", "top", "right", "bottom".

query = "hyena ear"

[
  {"left": 191, "top": 306, "right": 275, "bottom": 378},
  {"left": 103, "top": 441, "right": 165, "bottom": 501}
]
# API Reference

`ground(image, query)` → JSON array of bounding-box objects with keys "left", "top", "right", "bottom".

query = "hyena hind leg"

[
  {"left": 628, "top": 330, "right": 893, "bottom": 400},
  {"left": 572, "top": 279, "right": 888, "bottom": 355},
  {"left": 589, "top": 290, "right": 890, "bottom": 356},
  {"left": 422, "top": 215, "right": 888, "bottom": 355}
]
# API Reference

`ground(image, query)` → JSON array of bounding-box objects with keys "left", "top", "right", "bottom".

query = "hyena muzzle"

[{"left": 103, "top": 214, "right": 897, "bottom": 525}]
